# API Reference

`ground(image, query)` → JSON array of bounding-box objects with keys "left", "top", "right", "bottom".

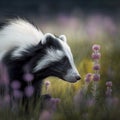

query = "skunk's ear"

[
  {"left": 59, "top": 35, "right": 67, "bottom": 42},
  {"left": 41, "top": 33, "right": 55, "bottom": 45}
]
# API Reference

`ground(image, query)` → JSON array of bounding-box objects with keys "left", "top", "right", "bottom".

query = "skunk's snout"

[{"left": 75, "top": 75, "right": 81, "bottom": 80}]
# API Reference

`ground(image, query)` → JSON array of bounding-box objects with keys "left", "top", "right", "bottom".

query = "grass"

[{"left": 0, "top": 15, "right": 120, "bottom": 120}]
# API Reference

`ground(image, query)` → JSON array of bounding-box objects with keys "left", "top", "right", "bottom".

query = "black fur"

[
  {"left": 0, "top": 21, "right": 8, "bottom": 29},
  {"left": 2, "top": 35, "right": 71, "bottom": 109},
  {"left": 0, "top": 15, "right": 81, "bottom": 111}
]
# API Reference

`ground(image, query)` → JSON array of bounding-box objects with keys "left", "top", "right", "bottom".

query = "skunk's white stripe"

[
  {"left": 34, "top": 48, "right": 64, "bottom": 72},
  {"left": 59, "top": 40, "right": 74, "bottom": 67},
  {"left": 34, "top": 37, "right": 77, "bottom": 74},
  {"left": 0, "top": 19, "right": 43, "bottom": 58}
]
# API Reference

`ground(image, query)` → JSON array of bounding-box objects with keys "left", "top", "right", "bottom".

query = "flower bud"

[
  {"left": 93, "top": 74, "right": 100, "bottom": 81},
  {"left": 91, "top": 52, "right": 101, "bottom": 60},
  {"left": 106, "top": 81, "right": 112, "bottom": 87},
  {"left": 93, "top": 63, "right": 100, "bottom": 70},
  {"left": 92, "top": 44, "right": 100, "bottom": 51}
]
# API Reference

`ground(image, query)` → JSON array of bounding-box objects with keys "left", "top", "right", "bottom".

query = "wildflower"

[
  {"left": 107, "top": 86, "right": 112, "bottom": 91},
  {"left": 45, "top": 80, "right": 51, "bottom": 91},
  {"left": 91, "top": 44, "right": 101, "bottom": 98},
  {"left": 50, "top": 98, "right": 58, "bottom": 104},
  {"left": 85, "top": 77, "right": 91, "bottom": 83},
  {"left": 39, "top": 110, "right": 53, "bottom": 120},
  {"left": 50, "top": 98, "right": 61, "bottom": 112},
  {"left": 45, "top": 80, "right": 51, "bottom": 87},
  {"left": 91, "top": 52, "right": 101, "bottom": 60},
  {"left": 23, "top": 73, "right": 34, "bottom": 82},
  {"left": 86, "top": 73, "right": 92, "bottom": 78},
  {"left": 93, "top": 63, "right": 100, "bottom": 71},
  {"left": 24, "top": 85, "right": 34, "bottom": 97},
  {"left": 92, "top": 44, "right": 100, "bottom": 51},
  {"left": 43, "top": 97, "right": 61, "bottom": 112},
  {"left": 93, "top": 74, "right": 100, "bottom": 81},
  {"left": 11, "top": 80, "right": 21, "bottom": 90},
  {"left": 13, "top": 90, "right": 23, "bottom": 98},
  {"left": 106, "top": 81, "right": 112, "bottom": 87},
  {"left": 105, "top": 81, "right": 112, "bottom": 97},
  {"left": 106, "top": 87, "right": 112, "bottom": 96},
  {"left": 85, "top": 73, "right": 92, "bottom": 83}
]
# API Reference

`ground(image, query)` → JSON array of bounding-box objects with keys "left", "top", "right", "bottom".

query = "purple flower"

[
  {"left": 13, "top": 90, "right": 23, "bottom": 98},
  {"left": 45, "top": 80, "right": 51, "bottom": 87},
  {"left": 50, "top": 98, "right": 56, "bottom": 104},
  {"left": 92, "top": 44, "right": 100, "bottom": 51},
  {"left": 91, "top": 52, "right": 101, "bottom": 60},
  {"left": 85, "top": 73, "right": 92, "bottom": 83},
  {"left": 23, "top": 73, "right": 34, "bottom": 82},
  {"left": 106, "top": 81, "right": 112, "bottom": 87},
  {"left": 93, "top": 63, "right": 100, "bottom": 71},
  {"left": 44, "top": 97, "right": 61, "bottom": 112},
  {"left": 49, "top": 98, "right": 60, "bottom": 111},
  {"left": 45, "top": 80, "right": 51, "bottom": 91},
  {"left": 24, "top": 86, "right": 34, "bottom": 97},
  {"left": 85, "top": 77, "right": 91, "bottom": 83},
  {"left": 50, "top": 98, "right": 61, "bottom": 104},
  {"left": 11, "top": 80, "right": 21, "bottom": 89},
  {"left": 106, "top": 87, "right": 112, "bottom": 96},
  {"left": 39, "top": 110, "right": 52, "bottom": 120},
  {"left": 86, "top": 73, "right": 92, "bottom": 78},
  {"left": 93, "top": 74, "right": 100, "bottom": 81}
]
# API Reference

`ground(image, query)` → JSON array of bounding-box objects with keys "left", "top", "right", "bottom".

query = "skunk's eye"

[{"left": 62, "top": 56, "right": 69, "bottom": 63}]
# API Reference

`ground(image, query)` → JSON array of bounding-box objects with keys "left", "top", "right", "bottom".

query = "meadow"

[{"left": 0, "top": 14, "right": 120, "bottom": 120}]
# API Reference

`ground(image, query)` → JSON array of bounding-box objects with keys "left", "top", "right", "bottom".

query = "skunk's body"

[{"left": 0, "top": 19, "right": 81, "bottom": 107}]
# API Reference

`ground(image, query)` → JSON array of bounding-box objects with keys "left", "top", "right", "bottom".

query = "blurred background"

[
  {"left": 0, "top": 0, "right": 120, "bottom": 105},
  {"left": 0, "top": 0, "right": 120, "bottom": 39},
  {"left": 0, "top": 0, "right": 120, "bottom": 16},
  {"left": 0, "top": 1, "right": 120, "bottom": 119}
]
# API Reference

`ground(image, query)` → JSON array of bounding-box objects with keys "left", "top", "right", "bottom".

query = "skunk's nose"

[{"left": 75, "top": 75, "right": 81, "bottom": 80}]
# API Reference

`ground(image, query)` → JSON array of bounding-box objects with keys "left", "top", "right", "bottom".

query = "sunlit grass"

[{"left": 0, "top": 15, "right": 120, "bottom": 120}]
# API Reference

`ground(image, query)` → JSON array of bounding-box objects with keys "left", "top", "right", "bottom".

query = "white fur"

[
  {"left": 34, "top": 48, "right": 64, "bottom": 71},
  {"left": 59, "top": 39, "right": 75, "bottom": 70},
  {"left": 59, "top": 35, "right": 67, "bottom": 42},
  {"left": 64, "top": 69, "right": 78, "bottom": 82},
  {"left": 59, "top": 38, "right": 80, "bottom": 81},
  {"left": 0, "top": 19, "right": 44, "bottom": 58}
]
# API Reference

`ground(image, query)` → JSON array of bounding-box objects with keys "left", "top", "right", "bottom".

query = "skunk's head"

[{"left": 33, "top": 33, "right": 81, "bottom": 83}]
